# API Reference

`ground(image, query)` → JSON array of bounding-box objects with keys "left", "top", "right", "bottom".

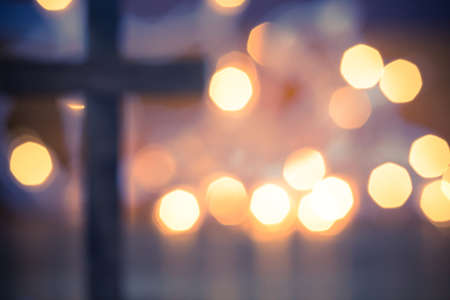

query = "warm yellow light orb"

[
  {"left": 158, "top": 189, "right": 200, "bottom": 232},
  {"left": 207, "top": 176, "right": 249, "bottom": 226},
  {"left": 208, "top": 66, "right": 253, "bottom": 112},
  {"left": 250, "top": 184, "right": 291, "bottom": 225},
  {"left": 9, "top": 141, "right": 53, "bottom": 187},
  {"left": 67, "top": 102, "right": 85, "bottom": 111},
  {"left": 420, "top": 180, "right": 450, "bottom": 223},
  {"left": 36, "top": 0, "right": 73, "bottom": 11},
  {"left": 131, "top": 146, "right": 176, "bottom": 191},
  {"left": 283, "top": 148, "right": 326, "bottom": 191},
  {"left": 311, "top": 177, "right": 354, "bottom": 221},
  {"left": 298, "top": 192, "right": 335, "bottom": 232},
  {"left": 212, "top": 0, "right": 246, "bottom": 8},
  {"left": 340, "top": 44, "right": 384, "bottom": 89},
  {"left": 329, "top": 86, "right": 372, "bottom": 129},
  {"left": 368, "top": 162, "right": 412, "bottom": 208},
  {"left": 379, "top": 59, "right": 422, "bottom": 103},
  {"left": 409, "top": 134, "right": 450, "bottom": 178},
  {"left": 442, "top": 167, "right": 450, "bottom": 199}
]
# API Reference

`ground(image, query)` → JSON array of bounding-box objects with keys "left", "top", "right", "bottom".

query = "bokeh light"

[
  {"left": 208, "top": 66, "right": 253, "bottom": 112},
  {"left": 379, "top": 59, "right": 422, "bottom": 103},
  {"left": 441, "top": 167, "right": 450, "bottom": 199},
  {"left": 9, "top": 141, "right": 53, "bottom": 187},
  {"left": 250, "top": 184, "right": 291, "bottom": 225},
  {"left": 310, "top": 177, "right": 354, "bottom": 221},
  {"left": 247, "top": 22, "right": 269, "bottom": 65},
  {"left": 207, "top": 176, "right": 249, "bottom": 226},
  {"left": 409, "top": 134, "right": 450, "bottom": 178},
  {"left": 157, "top": 189, "right": 200, "bottom": 233},
  {"left": 368, "top": 162, "right": 412, "bottom": 208},
  {"left": 340, "top": 44, "right": 384, "bottom": 89},
  {"left": 420, "top": 180, "right": 450, "bottom": 223},
  {"left": 207, "top": 0, "right": 247, "bottom": 14},
  {"left": 283, "top": 148, "right": 326, "bottom": 191},
  {"left": 130, "top": 145, "right": 176, "bottom": 191},
  {"left": 67, "top": 102, "right": 85, "bottom": 111},
  {"left": 329, "top": 86, "right": 372, "bottom": 129},
  {"left": 298, "top": 192, "right": 335, "bottom": 232},
  {"left": 36, "top": 0, "right": 73, "bottom": 11}
]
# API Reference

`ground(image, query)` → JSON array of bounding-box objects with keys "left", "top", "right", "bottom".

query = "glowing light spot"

[
  {"left": 298, "top": 192, "right": 335, "bottom": 232},
  {"left": 207, "top": 0, "right": 247, "bottom": 14},
  {"left": 247, "top": 23, "right": 269, "bottom": 65},
  {"left": 131, "top": 146, "right": 176, "bottom": 191},
  {"left": 207, "top": 176, "right": 249, "bottom": 226},
  {"left": 283, "top": 148, "right": 326, "bottom": 191},
  {"left": 409, "top": 134, "right": 450, "bottom": 178},
  {"left": 212, "top": 0, "right": 246, "bottom": 8},
  {"left": 66, "top": 102, "right": 85, "bottom": 111},
  {"left": 36, "top": 0, "right": 73, "bottom": 11},
  {"left": 158, "top": 189, "right": 200, "bottom": 232},
  {"left": 329, "top": 86, "right": 372, "bottom": 129},
  {"left": 208, "top": 66, "right": 253, "bottom": 112},
  {"left": 441, "top": 167, "right": 450, "bottom": 199},
  {"left": 368, "top": 162, "right": 412, "bottom": 208},
  {"left": 420, "top": 180, "right": 450, "bottom": 223},
  {"left": 340, "top": 44, "right": 384, "bottom": 89},
  {"left": 310, "top": 177, "right": 354, "bottom": 221},
  {"left": 379, "top": 59, "right": 422, "bottom": 103},
  {"left": 9, "top": 141, "right": 53, "bottom": 187},
  {"left": 250, "top": 184, "right": 291, "bottom": 225}
]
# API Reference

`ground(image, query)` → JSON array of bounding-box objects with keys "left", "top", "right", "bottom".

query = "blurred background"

[{"left": 0, "top": 0, "right": 450, "bottom": 299}]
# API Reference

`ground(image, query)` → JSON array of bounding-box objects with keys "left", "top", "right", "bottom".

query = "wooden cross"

[{"left": 0, "top": 1, "right": 205, "bottom": 299}]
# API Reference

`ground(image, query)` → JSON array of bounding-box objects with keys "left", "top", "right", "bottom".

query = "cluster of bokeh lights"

[{"left": 9, "top": 2, "right": 450, "bottom": 238}]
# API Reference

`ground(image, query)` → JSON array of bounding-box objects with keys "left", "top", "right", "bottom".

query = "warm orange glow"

[
  {"left": 329, "top": 86, "right": 372, "bottom": 129},
  {"left": 420, "top": 180, "right": 450, "bottom": 223},
  {"left": 441, "top": 167, "right": 450, "bottom": 199},
  {"left": 208, "top": 66, "right": 253, "bottom": 112},
  {"left": 340, "top": 44, "right": 384, "bottom": 89},
  {"left": 158, "top": 189, "right": 200, "bottom": 232},
  {"left": 283, "top": 148, "right": 326, "bottom": 191},
  {"left": 207, "top": 176, "right": 249, "bottom": 226},
  {"left": 379, "top": 59, "right": 422, "bottom": 103},
  {"left": 207, "top": 0, "right": 247, "bottom": 14},
  {"left": 368, "top": 162, "right": 412, "bottom": 208},
  {"left": 310, "top": 177, "right": 354, "bottom": 221},
  {"left": 409, "top": 134, "right": 450, "bottom": 178},
  {"left": 67, "top": 102, "right": 85, "bottom": 111},
  {"left": 250, "top": 184, "right": 291, "bottom": 225},
  {"left": 298, "top": 192, "right": 335, "bottom": 232},
  {"left": 9, "top": 141, "right": 53, "bottom": 187},
  {"left": 247, "top": 22, "right": 269, "bottom": 65},
  {"left": 212, "top": 0, "right": 246, "bottom": 8},
  {"left": 131, "top": 146, "right": 176, "bottom": 191},
  {"left": 36, "top": 0, "right": 72, "bottom": 11}
]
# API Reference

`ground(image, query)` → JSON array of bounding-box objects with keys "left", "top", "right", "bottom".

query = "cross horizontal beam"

[{"left": 0, "top": 59, "right": 205, "bottom": 94}]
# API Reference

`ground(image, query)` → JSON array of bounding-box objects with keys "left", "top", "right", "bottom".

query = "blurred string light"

[
  {"left": 379, "top": 59, "right": 422, "bottom": 103},
  {"left": 298, "top": 192, "right": 335, "bottom": 232},
  {"left": 9, "top": 140, "right": 53, "bottom": 187},
  {"left": 157, "top": 189, "right": 200, "bottom": 233},
  {"left": 36, "top": 0, "right": 73, "bottom": 11},
  {"left": 409, "top": 134, "right": 450, "bottom": 178},
  {"left": 247, "top": 22, "right": 270, "bottom": 65},
  {"left": 329, "top": 86, "right": 372, "bottom": 129},
  {"left": 208, "top": 66, "right": 253, "bottom": 112},
  {"left": 368, "top": 162, "right": 412, "bottom": 209},
  {"left": 283, "top": 148, "right": 326, "bottom": 191},
  {"left": 207, "top": 176, "right": 249, "bottom": 226},
  {"left": 310, "top": 177, "right": 354, "bottom": 222},
  {"left": 441, "top": 167, "right": 450, "bottom": 199},
  {"left": 340, "top": 44, "right": 384, "bottom": 89},
  {"left": 67, "top": 102, "right": 85, "bottom": 111},
  {"left": 420, "top": 180, "right": 450, "bottom": 224},
  {"left": 250, "top": 184, "right": 291, "bottom": 226},
  {"left": 207, "top": 0, "right": 247, "bottom": 15},
  {"left": 130, "top": 145, "right": 176, "bottom": 191}
]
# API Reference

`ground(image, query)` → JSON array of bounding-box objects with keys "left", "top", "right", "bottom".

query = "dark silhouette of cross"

[{"left": 0, "top": 1, "right": 204, "bottom": 300}]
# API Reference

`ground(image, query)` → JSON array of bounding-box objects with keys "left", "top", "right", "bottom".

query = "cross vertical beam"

[{"left": 85, "top": 1, "right": 122, "bottom": 300}]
